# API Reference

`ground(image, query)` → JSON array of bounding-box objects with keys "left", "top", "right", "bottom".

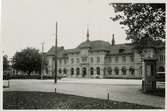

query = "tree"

[
  {"left": 12, "top": 47, "right": 42, "bottom": 76},
  {"left": 111, "top": 3, "right": 165, "bottom": 53},
  {"left": 3, "top": 55, "right": 9, "bottom": 71}
]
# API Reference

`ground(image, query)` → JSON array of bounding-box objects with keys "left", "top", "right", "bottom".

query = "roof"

[
  {"left": 108, "top": 43, "right": 134, "bottom": 55},
  {"left": 46, "top": 46, "right": 66, "bottom": 57},
  {"left": 77, "top": 40, "right": 111, "bottom": 51},
  {"left": 46, "top": 39, "right": 136, "bottom": 58}
]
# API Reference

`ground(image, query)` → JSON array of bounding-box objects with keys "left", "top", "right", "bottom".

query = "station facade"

[{"left": 46, "top": 30, "right": 165, "bottom": 79}]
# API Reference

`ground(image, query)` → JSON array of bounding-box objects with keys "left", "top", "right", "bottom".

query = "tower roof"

[
  {"left": 112, "top": 34, "right": 115, "bottom": 45},
  {"left": 86, "top": 27, "right": 90, "bottom": 41}
]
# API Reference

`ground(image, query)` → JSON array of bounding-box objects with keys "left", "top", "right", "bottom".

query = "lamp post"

[
  {"left": 41, "top": 42, "right": 45, "bottom": 79},
  {"left": 54, "top": 22, "right": 58, "bottom": 83}
]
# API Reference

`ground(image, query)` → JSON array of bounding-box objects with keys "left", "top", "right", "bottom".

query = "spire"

[
  {"left": 86, "top": 26, "right": 90, "bottom": 41},
  {"left": 112, "top": 34, "right": 115, "bottom": 45}
]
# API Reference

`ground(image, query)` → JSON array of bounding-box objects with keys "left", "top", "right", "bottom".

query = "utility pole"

[
  {"left": 54, "top": 22, "right": 58, "bottom": 83},
  {"left": 41, "top": 42, "right": 45, "bottom": 79}
]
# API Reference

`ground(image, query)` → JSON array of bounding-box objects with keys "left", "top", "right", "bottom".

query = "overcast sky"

[{"left": 2, "top": 0, "right": 130, "bottom": 58}]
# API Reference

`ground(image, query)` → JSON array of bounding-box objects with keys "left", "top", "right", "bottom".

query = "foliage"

[
  {"left": 12, "top": 47, "right": 42, "bottom": 76},
  {"left": 3, "top": 55, "right": 9, "bottom": 71},
  {"left": 3, "top": 74, "right": 63, "bottom": 80},
  {"left": 111, "top": 3, "right": 165, "bottom": 53}
]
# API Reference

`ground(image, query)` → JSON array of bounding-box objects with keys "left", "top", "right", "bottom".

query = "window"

[
  {"left": 90, "top": 67, "right": 94, "bottom": 75},
  {"left": 115, "top": 56, "right": 118, "bottom": 62},
  {"left": 90, "top": 57, "right": 94, "bottom": 63},
  {"left": 159, "top": 55, "right": 165, "bottom": 62},
  {"left": 71, "top": 58, "right": 74, "bottom": 64},
  {"left": 76, "top": 58, "right": 80, "bottom": 63},
  {"left": 59, "top": 60, "right": 62, "bottom": 65},
  {"left": 130, "top": 56, "right": 134, "bottom": 62},
  {"left": 71, "top": 68, "right": 74, "bottom": 75},
  {"left": 103, "top": 68, "right": 106, "bottom": 75},
  {"left": 108, "top": 57, "right": 112, "bottom": 63},
  {"left": 63, "top": 68, "right": 67, "bottom": 74},
  {"left": 82, "top": 57, "right": 87, "bottom": 62},
  {"left": 76, "top": 68, "right": 80, "bottom": 75},
  {"left": 107, "top": 67, "right": 112, "bottom": 75},
  {"left": 58, "top": 68, "right": 62, "bottom": 74},
  {"left": 82, "top": 67, "right": 87, "bottom": 77},
  {"left": 97, "top": 67, "right": 100, "bottom": 75},
  {"left": 96, "top": 57, "right": 100, "bottom": 63},
  {"left": 64, "top": 60, "right": 67, "bottom": 65},
  {"left": 114, "top": 67, "right": 119, "bottom": 75},
  {"left": 159, "top": 66, "right": 165, "bottom": 72},
  {"left": 122, "top": 56, "right": 126, "bottom": 62},
  {"left": 122, "top": 67, "right": 126, "bottom": 75},
  {"left": 119, "top": 49, "right": 125, "bottom": 53},
  {"left": 129, "top": 67, "right": 134, "bottom": 75}
]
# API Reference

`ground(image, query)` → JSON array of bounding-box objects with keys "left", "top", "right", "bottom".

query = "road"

[{"left": 3, "top": 78, "right": 165, "bottom": 108}]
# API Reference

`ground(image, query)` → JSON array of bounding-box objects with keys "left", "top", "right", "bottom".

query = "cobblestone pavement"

[{"left": 3, "top": 78, "right": 165, "bottom": 108}]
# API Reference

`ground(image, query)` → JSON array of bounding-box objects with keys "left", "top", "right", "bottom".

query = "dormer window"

[{"left": 119, "top": 49, "right": 125, "bottom": 53}]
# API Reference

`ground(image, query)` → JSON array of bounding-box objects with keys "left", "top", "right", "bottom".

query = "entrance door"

[{"left": 82, "top": 67, "right": 86, "bottom": 77}]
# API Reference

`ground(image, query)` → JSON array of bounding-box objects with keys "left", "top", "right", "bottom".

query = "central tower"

[{"left": 86, "top": 26, "right": 90, "bottom": 42}]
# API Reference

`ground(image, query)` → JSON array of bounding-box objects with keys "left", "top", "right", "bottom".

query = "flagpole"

[{"left": 54, "top": 22, "right": 58, "bottom": 83}]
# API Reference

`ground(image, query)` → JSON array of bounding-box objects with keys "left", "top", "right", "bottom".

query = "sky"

[{"left": 2, "top": 0, "right": 130, "bottom": 58}]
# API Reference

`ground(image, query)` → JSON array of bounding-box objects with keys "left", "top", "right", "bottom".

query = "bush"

[
  {"left": 43, "top": 75, "right": 53, "bottom": 79},
  {"left": 3, "top": 74, "right": 63, "bottom": 80},
  {"left": 103, "top": 76, "right": 141, "bottom": 79},
  {"left": 3, "top": 74, "right": 40, "bottom": 80}
]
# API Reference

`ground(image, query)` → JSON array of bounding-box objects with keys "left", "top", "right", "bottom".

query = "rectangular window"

[
  {"left": 108, "top": 57, "right": 112, "bottom": 62},
  {"left": 76, "top": 58, "right": 80, "bottom": 63},
  {"left": 90, "top": 57, "right": 94, "bottom": 63},
  {"left": 130, "top": 56, "right": 134, "bottom": 62},
  {"left": 122, "top": 56, "right": 126, "bottom": 62},
  {"left": 64, "top": 60, "right": 66, "bottom": 64},
  {"left": 115, "top": 56, "right": 118, "bottom": 62},
  {"left": 160, "top": 55, "right": 165, "bottom": 62},
  {"left": 71, "top": 58, "right": 74, "bottom": 64},
  {"left": 96, "top": 57, "right": 100, "bottom": 63},
  {"left": 82, "top": 57, "right": 87, "bottom": 62},
  {"left": 59, "top": 59, "right": 62, "bottom": 65}
]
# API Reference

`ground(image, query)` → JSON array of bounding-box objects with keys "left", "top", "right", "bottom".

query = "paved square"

[{"left": 3, "top": 78, "right": 165, "bottom": 108}]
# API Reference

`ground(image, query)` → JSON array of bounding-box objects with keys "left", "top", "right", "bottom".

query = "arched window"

[
  {"left": 82, "top": 67, "right": 87, "bottom": 77},
  {"left": 159, "top": 66, "right": 165, "bottom": 72},
  {"left": 58, "top": 68, "right": 62, "bottom": 74},
  {"left": 122, "top": 67, "right": 126, "bottom": 75},
  {"left": 63, "top": 68, "right": 67, "bottom": 74},
  {"left": 71, "top": 68, "right": 74, "bottom": 75},
  {"left": 90, "top": 67, "right": 94, "bottom": 75},
  {"left": 129, "top": 67, "right": 134, "bottom": 75},
  {"left": 107, "top": 67, "right": 112, "bottom": 75},
  {"left": 103, "top": 67, "right": 106, "bottom": 75},
  {"left": 76, "top": 68, "right": 80, "bottom": 75},
  {"left": 97, "top": 67, "right": 100, "bottom": 75},
  {"left": 114, "top": 67, "right": 119, "bottom": 75}
]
